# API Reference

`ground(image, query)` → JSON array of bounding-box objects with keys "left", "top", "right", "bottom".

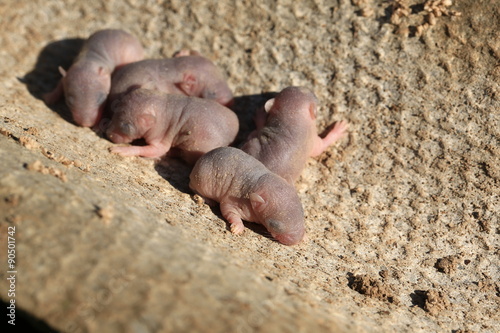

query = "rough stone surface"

[{"left": 0, "top": 1, "right": 499, "bottom": 332}]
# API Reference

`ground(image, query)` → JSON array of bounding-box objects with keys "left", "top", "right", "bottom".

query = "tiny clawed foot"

[
  {"left": 230, "top": 223, "right": 245, "bottom": 235},
  {"left": 109, "top": 146, "right": 132, "bottom": 156},
  {"left": 335, "top": 120, "right": 350, "bottom": 133}
]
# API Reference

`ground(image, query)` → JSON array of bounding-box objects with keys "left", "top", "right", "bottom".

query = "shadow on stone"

[
  {"left": 154, "top": 156, "right": 193, "bottom": 195},
  {"left": 410, "top": 290, "right": 427, "bottom": 310},
  {"left": 18, "top": 38, "right": 85, "bottom": 124},
  {"left": 230, "top": 92, "right": 277, "bottom": 145},
  {"left": 2, "top": 299, "right": 59, "bottom": 333}
]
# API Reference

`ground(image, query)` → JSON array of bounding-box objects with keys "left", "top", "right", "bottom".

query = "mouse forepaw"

[
  {"left": 311, "top": 120, "right": 349, "bottom": 157},
  {"left": 230, "top": 221, "right": 245, "bottom": 235},
  {"left": 110, "top": 144, "right": 167, "bottom": 158},
  {"left": 173, "top": 49, "right": 201, "bottom": 57},
  {"left": 220, "top": 203, "right": 246, "bottom": 235},
  {"left": 332, "top": 120, "right": 350, "bottom": 135},
  {"left": 324, "top": 120, "right": 349, "bottom": 142}
]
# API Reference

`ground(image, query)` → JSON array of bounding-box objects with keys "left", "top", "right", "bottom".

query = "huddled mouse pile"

[{"left": 44, "top": 29, "right": 349, "bottom": 246}]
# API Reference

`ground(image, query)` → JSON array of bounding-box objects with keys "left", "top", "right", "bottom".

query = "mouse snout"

[
  {"left": 267, "top": 219, "right": 305, "bottom": 246},
  {"left": 273, "top": 229, "right": 305, "bottom": 246},
  {"left": 219, "top": 95, "right": 235, "bottom": 108},
  {"left": 72, "top": 109, "right": 99, "bottom": 127},
  {"left": 106, "top": 123, "right": 134, "bottom": 143}
]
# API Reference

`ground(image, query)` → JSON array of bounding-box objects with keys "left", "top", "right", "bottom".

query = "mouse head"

[
  {"left": 106, "top": 89, "right": 156, "bottom": 144},
  {"left": 250, "top": 174, "right": 305, "bottom": 245},
  {"left": 176, "top": 71, "right": 234, "bottom": 107},
  {"left": 263, "top": 86, "right": 318, "bottom": 120},
  {"left": 61, "top": 62, "right": 111, "bottom": 127},
  {"left": 175, "top": 54, "right": 234, "bottom": 107}
]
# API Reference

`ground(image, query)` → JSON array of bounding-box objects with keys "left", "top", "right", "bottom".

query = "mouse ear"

[
  {"left": 249, "top": 192, "right": 268, "bottom": 213},
  {"left": 177, "top": 72, "right": 198, "bottom": 96},
  {"left": 97, "top": 66, "right": 111, "bottom": 76},
  {"left": 58, "top": 66, "right": 67, "bottom": 77},
  {"left": 309, "top": 102, "right": 317, "bottom": 119},
  {"left": 264, "top": 98, "right": 275, "bottom": 113},
  {"left": 138, "top": 114, "right": 156, "bottom": 129}
]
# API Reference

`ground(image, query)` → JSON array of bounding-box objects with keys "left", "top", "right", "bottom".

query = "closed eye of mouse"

[
  {"left": 96, "top": 92, "right": 107, "bottom": 106},
  {"left": 65, "top": 93, "right": 76, "bottom": 109},
  {"left": 267, "top": 219, "right": 286, "bottom": 234},
  {"left": 119, "top": 122, "right": 135, "bottom": 137},
  {"left": 202, "top": 90, "right": 217, "bottom": 100}
]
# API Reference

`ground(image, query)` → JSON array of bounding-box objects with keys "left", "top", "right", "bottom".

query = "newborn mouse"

[
  {"left": 241, "top": 86, "right": 349, "bottom": 183},
  {"left": 108, "top": 51, "right": 233, "bottom": 107},
  {"left": 106, "top": 88, "right": 238, "bottom": 164},
  {"left": 189, "top": 147, "right": 305, "bottom": 245},
  {"left": 44, "top": 29, "right": 145, "bottom": 127}
]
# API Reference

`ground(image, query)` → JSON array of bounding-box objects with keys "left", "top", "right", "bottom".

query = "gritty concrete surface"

[{"left": 0, "top": 0, "right": 499, "bottom": 332}]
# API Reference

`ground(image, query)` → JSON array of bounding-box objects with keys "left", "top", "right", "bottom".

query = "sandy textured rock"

[{"left": 0, "top": 0, "right": 499, "bottom": 332}]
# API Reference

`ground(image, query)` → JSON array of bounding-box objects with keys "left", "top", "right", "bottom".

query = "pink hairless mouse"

[
  {"left": 106, "top": 88, "right": 238, "bottom": 164},
  {"left": 108, "top": 50, "right": 234, "bottom": 107},
  {"left": 44, "top": 29, "right": 145, "bottom": 127},
  {"left": 241, "top": 86, "right": 349, "bottom": 184},
  {"left": 189, "top": 147, "right": 305, "bottom": 245}
]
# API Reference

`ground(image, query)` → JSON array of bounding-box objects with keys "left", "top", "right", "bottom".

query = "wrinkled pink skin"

[
  {"left": 106, "top": 88, "right": 238, "bottom": 164},
  {"left": 108, "top": 51, "right": 234, "bottom": 108},
  {"left": 43, "top": 29, "right": 145, "bottom": 127},
  {"left": 241, "top": 86, "right": 349, "bottom": 184},
  {"left": 189, "top": 147, "right": 305, "bottom": 245}
]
